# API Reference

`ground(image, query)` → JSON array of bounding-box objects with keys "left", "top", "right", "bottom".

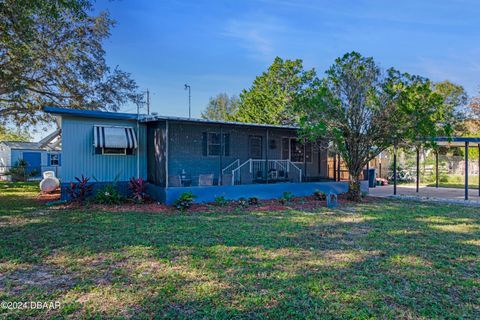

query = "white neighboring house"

[{"left": 0, "top": 131, "right": 62, "bottom": 181}]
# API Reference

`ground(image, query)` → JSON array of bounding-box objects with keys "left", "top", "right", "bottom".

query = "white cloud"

[
  {"left": 417, "top": 50, "right": 480, "bottom": 95},
  {"left": 222, "top": 15, "right": 285, "bottom": 61}
]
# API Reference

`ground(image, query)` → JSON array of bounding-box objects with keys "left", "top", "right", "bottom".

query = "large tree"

[
  {"left": 201, "top": 93, "right": 239, "bottom": 121},
  {"left": 234, "top": 57, "right": 317, "bottom": 125},
  {"left": 296, "top": 52, "right": 453, "bottom": 201},
  {"left": 433, "top": 80, "right": 468, "bottom": 134},
  {"left": 0, "top": 125, "right": 30, "bottom": 141},
  {"left": 388, "top": 71, "right": 450, "bottom": 148},
  {"left": 0, "top": 0, "right": 142, "bottom": 126},
  {"left": 471, "top": 93, "right": 480, "bottom": 119}
]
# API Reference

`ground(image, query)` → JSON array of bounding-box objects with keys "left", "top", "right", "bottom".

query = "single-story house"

[
  {"left": 0, "top": 140, "right": 61, "bottom": 180},
  {"left": 44, "top": 106, "right": 368, "bottom": 204}
]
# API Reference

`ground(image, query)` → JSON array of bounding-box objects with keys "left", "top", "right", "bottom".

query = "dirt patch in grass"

[
  {"left": 0, "top": 264, "right": 75, "bottom": 294},
  {"left": 36, "top": 190, "right": 61, "bottom": 202}
]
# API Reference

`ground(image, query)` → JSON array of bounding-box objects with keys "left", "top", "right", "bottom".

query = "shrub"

[
  {"left": 313, "top": 190, "right": 326, "bottom": 201},
  {"left": 279, "top": 191, "right": 294, "bottom": 205},
  {"left": 248, "top": 197, "right": 259, "bottom": 206},
  {"left": 7, "top": 159, "right": 37, "bottom": 182},
  {"left": 94, "top": 184, "right": 123, "bottom": 205},
  {"left": 439, "top": 175, "right": 449, "bottom": 183},
  {"left": 128, "top": 177, "right": 150, "bottom": 203},
  {"left": 174, "top": 192, "right": 196, "bottom": 210},
  {"left": 66, "top": 175, "right": 94, "bottom": 203},
  {"left": 214, "top": 196, "right": 227, "bottom": 206},
  {"left": 237, "top": 197, "right": 248, "bottom": 208}
]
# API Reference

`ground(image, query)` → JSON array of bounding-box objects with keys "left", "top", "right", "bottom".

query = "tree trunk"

[{"left": 347, "top": 174, "right": 362, "bottom": 202}]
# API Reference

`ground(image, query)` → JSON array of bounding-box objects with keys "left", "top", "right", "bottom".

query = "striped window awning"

[{"left": 93, "top": 126, "right": 138, "bottom": 149}]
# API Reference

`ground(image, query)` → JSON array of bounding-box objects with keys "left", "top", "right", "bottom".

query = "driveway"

[{"left": 369, "top": 184, "right": 480, "bottom": 205}]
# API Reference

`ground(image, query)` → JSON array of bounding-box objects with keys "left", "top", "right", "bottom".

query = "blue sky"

[{"left": 97, "top": 0, "right": 480, "bottom": 117}]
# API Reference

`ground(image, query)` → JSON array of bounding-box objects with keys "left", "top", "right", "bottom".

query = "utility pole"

[
  {"left": 184, "top": 84, "right": 191, "bottom": 118},
  {"left": 146, "top": 89, "right": 150, "bottom": 115}
]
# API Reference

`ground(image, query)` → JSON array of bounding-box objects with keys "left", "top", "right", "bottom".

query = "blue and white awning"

[{"left": 93, "top": 126, "right": 138, "bottom": 149}]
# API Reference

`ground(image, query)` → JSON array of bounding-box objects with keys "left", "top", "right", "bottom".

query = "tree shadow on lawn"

[{"left": 0, "top": 199, "right": 479, "bottom": 318}]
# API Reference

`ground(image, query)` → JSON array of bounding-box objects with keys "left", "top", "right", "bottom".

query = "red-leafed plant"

[
  {"left": 66, "top": 175, "right": 94, "bottom": 202},
  {"left": 128, "top": 177, "right": 150, "bottom": 203}
]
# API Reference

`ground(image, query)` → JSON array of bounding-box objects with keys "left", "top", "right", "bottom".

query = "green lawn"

[
  {"left": 0, "top": 182, "right": 479, "bottom": 319},
  {"left": 424, "top": 174, "right": 480, "bottom": 189}
]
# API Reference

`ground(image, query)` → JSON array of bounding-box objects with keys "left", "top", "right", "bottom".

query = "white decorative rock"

[{"left": 40, "top": 177, "right": 60, "bottom": 193}]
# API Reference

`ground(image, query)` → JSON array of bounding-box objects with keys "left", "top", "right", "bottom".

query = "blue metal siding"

[{"left": 61, "top": 116, "right": 147, "bottom": 183}]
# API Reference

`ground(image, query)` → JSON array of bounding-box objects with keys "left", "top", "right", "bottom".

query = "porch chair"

[
  {"left": 168, "top": 175, "right": 182, "bottom": 187},
  {"left": 198, "top": 174, "right": 214, "bottom": 186}
]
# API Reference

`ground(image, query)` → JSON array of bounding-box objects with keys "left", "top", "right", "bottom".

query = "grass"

[
  {"left": 0, "top": 182, "right": 479, "bottom": 319},
  {"left": 424, "top": 174, "right": 480, "bottom": 189},
  {"left": 426, "top": 182, "right": 479, "bottom": 189}
]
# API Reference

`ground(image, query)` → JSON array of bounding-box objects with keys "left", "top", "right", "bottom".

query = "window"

[
  {"left": 208, "top": 133, "right": 221, "bottom": 156},
  {"left": 249, "top": 136, "right": 263, "bottom": 159},
  {"left": 95, "top": 147, "right": 133, "bottom": 155},
  {"left": 223, "top": 133, "right": 230, "bottom": 157},
  {"left": 290, "top": 139, "right": 304, "bottom": 162},
  {"left": 93, "top": 126, "right": 137, "bottom": 156},
  {"left": 102, "top": 148, "right": 126, "bottom": 155},
  {"left": 49, "top": 153, "right": 60, "bottom": 166},
  {"left": 202, "top": 132, "right": 230, "bottom": 156},
  {"left": 282, "top": 138, "right": 289, "bottom": 160},
  {"left": 282, "top": 138, "right": 313, "bottom": 163},
  {"left": 305, "top": 142, "right": 312, "bottom": 162}
]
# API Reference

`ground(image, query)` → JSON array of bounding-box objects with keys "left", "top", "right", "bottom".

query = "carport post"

[
  {"left": 465, "top": 141, "right": 469, "bottom": 200},
  {"left": 337, "top": 154, "right": 341, "bottom": 181},
  {"left": 333, "top": 153, "right": 337, "bottom": 181},
  {"left": 393, "top": 142, "right": 397, "bottom": 195},
  {"left": 416, "top": 147, "right": 420, "bottom": 193},
  {"left": 435, "top": 150, "right": 439, "bottom": 188},
  {"left": 366, "top": 161, "right": 370, "bottom": 184}
]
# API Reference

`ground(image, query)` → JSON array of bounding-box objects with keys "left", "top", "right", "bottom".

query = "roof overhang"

[
  {"left": 44, "top": 106, "right": 140, "bottom": 121},
  {"left": 141, "top": 115, "right": 299, "bottom": 130},
  {"left": 432, "top": 137, "right": 480, "bottom": 147},
  {"left": 43, "top": 106, "right": 299, "bottom": 130}
]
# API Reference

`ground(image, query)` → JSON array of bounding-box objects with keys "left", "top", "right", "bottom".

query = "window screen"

[
  {"left": 290, "top": 139, "right": 304, "bottom": 163},
  {"left": 208, "top": 133, "right": 221, "bottom": 156},
  {"left": 282, "top": 138, "right": 289, "bottom": 160},
  {"left": 249, "top": 136, "right": 262, "bottom": 159}
]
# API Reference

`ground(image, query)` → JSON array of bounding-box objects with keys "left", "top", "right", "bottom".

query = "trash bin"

[{"left": 363, "top": 168, "right": 376, "bottom": 188}]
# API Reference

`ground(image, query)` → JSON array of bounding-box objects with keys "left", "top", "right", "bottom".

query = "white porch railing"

[
  {"left": 230, "top": 159, "right": 302, "bottom": 185},
  {"left": 222, "top": 159, "right": 240, "bottom": 175}
]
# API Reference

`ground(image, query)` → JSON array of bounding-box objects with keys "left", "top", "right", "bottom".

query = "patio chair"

[
  {"left": 198, "top": 174, "right": 214, "bottom": 186},
  {"left": 277, "top": 170, "right": 289, "bottom": 182},
  {"left": 168, "top": 175, "right": 182, "bottom": 187},
  {"left": 268, "top": 168, "right": 278, "bottom": 180}
]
